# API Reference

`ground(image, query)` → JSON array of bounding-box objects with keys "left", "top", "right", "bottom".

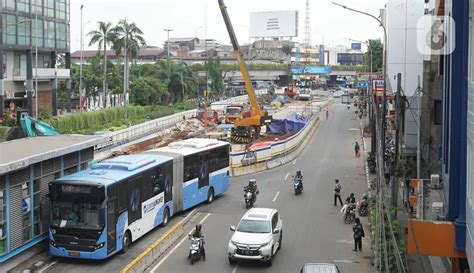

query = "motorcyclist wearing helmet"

[
  {"left": 294, "top": 170, "right": 304, "bottom": 188},
  {"left": 346, "top": 193, "right": 356, "bottom": 204},
  {"left": 244, "top": 179, "right": 259, "bottom": 195},
  {"left": 190, "top": 224, "right": 205, "bottom": 261}
]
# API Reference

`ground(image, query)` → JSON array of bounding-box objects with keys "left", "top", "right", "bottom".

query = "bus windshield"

[{"left": 49, "top": 183, "right": 105, "bottom": 231}]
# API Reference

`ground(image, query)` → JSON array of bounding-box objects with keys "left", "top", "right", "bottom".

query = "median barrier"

[
  {"left": 230, "top": 115, "right": 321, "bottom": 177},
  {"left": 120, "top": 209, "right": 198, "bottom": 273}
]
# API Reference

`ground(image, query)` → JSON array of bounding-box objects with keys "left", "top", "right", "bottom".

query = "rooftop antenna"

[{"left": 303, "top": 0, "right": 312, "bottom": 49}]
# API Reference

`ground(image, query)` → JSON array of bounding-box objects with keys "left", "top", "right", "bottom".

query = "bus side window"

[
  {"left": 151, "top": 167, "right": 164, "bottom": 195},
  {"left": 184, "top": 155, "right": 198, "bottom": 182}
]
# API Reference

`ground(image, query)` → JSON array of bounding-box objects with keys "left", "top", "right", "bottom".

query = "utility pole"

[
  {"left": 79, "top": 4, "right": 84, "bottom": 112},
  {"left": 163, "top": 29, "right": 173, "bottom": 59},
  {"left": 34, "top": 5, "right": 39, "bottom": 118},
  {"left": 417, "top": 76, "right": 422, "bottom": 179},
  {"left": 392, "top": 73, "right": 402, "bottom": 210},
  {"left": 123, "top": 18, "right": 128, "bottom": 123}
]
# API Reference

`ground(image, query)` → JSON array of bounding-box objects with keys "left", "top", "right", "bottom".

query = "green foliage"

[
  {"left": 46, "top": 105, "right": 176, "bottom": 134},
  {"left": 281, "top": 44, "right": 293, "bottom": 56},
  {"left": 157, "top": 59, "right": 198, "bottom": 103},
  {"left": 38, "top": 105, "right": 52, "bottom": 120},
  {"left": 129, "top": 77, "right": 169, "bottom": 106},
  {"left": 363, "top": 39, "right": 383, "bottom": 72},
  {"left": 395, "top": 159, "right": 416, "bottom": 179},
  {"left": 206, "top": 57, "right": 225, "bottom": 95},
  {"left": 0, "top": 126, "right": 9, "bottom": 142}
]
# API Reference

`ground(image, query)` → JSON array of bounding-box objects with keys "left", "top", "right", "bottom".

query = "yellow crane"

[{"left": 218, "top": 0, "right": 272, "bottom": 144}]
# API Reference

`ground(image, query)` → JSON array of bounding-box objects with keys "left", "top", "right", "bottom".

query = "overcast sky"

[{"left": 70, "top": 0, "right": 384, "bottom": 52}]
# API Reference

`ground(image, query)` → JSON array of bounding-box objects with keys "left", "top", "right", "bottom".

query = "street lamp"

[
  {"left": 163, "top": 29, "right": 174, "bottom": 59},
  {"left": 80, "top": 4, "right": 84, "bottom": 112},
  {"left": 0, "top": 19, "right": 32, "bottom": 117},
  {"left": 333, "top": 2, "right": 388, "bottom": 165}
]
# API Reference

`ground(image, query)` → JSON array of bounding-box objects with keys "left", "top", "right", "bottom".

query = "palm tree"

[
  {"left": 157, "top": 60, "right": 198, "bottom": 103},
  {"left": 112, "top": 20, "right": 146, "bottom": 101},
  {"left": 88, "top": 21, "right": 115, "bottom": 108}
]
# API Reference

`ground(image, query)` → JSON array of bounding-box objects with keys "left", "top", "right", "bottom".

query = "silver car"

[
  {"left": 228, "top": 208, "right": 282, "bottom": 266},
  {"left": 300, "top": 263, "right": 340, "bottom": 273}
]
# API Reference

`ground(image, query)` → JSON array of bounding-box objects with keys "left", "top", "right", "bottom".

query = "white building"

[{"left": 383, "top": 0, "right": 425, "bottom": 154}]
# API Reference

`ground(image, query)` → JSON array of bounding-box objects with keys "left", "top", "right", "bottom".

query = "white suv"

[{"left": 228, "top": 208, "right": 282, "bottom": 266}]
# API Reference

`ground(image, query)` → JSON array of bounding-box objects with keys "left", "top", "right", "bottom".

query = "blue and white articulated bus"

[{"left": 48, "top": 138, "right": 230, "bottom": 259}]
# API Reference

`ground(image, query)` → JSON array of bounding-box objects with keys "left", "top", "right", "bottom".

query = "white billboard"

[{"left": 250, "top": 11, "right": 298, "bottom": 38}]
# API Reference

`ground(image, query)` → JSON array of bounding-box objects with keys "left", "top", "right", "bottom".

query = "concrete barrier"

[
  {"left": 229, "top": 98, "right": 332, "bottom": 177},
  {"left": 120, "top": 209, "right": 198, "bottom": 273}
]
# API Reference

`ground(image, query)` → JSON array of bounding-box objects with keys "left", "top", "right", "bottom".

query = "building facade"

[
  {"left": 383, "top": 0, "right": 425, "bottom": 156},
  {"left": 1, "top": 0, "right": 72, "bottom": 117}
]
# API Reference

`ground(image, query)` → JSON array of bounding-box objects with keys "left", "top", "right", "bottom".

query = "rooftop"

[
  {"left": 167, "top": 37, "right": 199, "bottom": 43},
  {"left": 0, "top": 135, "right": 105, "bottom": 174}
]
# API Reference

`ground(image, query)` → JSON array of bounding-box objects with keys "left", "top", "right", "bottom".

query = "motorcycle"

[
  {"left": 188, "top": 235, "right": 204, "bottom": 265},
  {"left": 293, "top": 176, "right": 303, "bottom": 195},
  {"left": 244, "top": 190, "right": 256, "bottom": 208},
  {"left": 357, "top": 198, "right": 369, "bottom": 217},
  {"left": 342, "top": 203, "right": 356, "bottom": 224}
]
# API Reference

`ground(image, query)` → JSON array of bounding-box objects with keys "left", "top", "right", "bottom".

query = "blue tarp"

[{"left": 266, "top": 112, "right": 310, "bottom": 134}]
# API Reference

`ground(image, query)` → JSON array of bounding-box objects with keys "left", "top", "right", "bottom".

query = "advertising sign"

[
  {"left": 351, "top": 43, "right": 362, "bottom": 50},
  {"left": 291, "top": 66, "right": 331, "bottom": 75},
  {"left": 250, "top": 11, "right": 298, "bottom": 38}
]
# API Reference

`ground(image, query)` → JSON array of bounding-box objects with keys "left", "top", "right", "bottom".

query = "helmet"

[
  {"left": 249, "top": 179, "right": 256, "bottom": 186},
  {"left": 335, "top": 179, "right": 339, "bottom": 183},
  {"left": 297, "top": 170, "right": 301, "bottom": 175},
  {"left": 363, "top": 193, "right": 368, "bottom": 199},
  {"left": 195, "top": 224, "right": 202, "bottom": 232},
  {"left": 350, "top": 193, "right": 354, "bottom": 197}
]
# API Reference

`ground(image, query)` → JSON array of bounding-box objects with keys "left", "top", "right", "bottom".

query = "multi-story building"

[
  {"left": 70, "top": 47, "right": 166, "bottom": 65},
  {"left": 406, "top": 0, "right": 470, "bottom": 272},
  {"left": 163, "top": 37, "right": 199, "bottom": 58},
  {"left": 291, "top": 44, "right": 324, "bottom": 65},
  {"left": 0, "top": 0, "right": 71, "bottom": 117}
]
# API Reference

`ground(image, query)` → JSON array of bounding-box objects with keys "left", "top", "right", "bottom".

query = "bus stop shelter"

[{"left": 0, "top": 135, "right": 104, "bottom": 264}]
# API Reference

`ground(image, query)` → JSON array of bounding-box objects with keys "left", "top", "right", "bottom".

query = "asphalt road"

[{"left": 148, "top": 100, "right": 373, "bottom": 273}]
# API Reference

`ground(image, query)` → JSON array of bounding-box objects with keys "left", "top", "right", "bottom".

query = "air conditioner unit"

[{"left": 431, "top": 174, "right": 441, "bottom": 189}]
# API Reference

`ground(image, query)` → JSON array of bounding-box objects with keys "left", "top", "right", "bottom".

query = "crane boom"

[{"left": 218, "top": 0, "right": 261, "bottom": 116}]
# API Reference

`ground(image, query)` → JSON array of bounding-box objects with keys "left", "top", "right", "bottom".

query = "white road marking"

[
  {"left": 232, "top": 264, "right": 239, "bottom": 273},
  {"left": 150, "top": 213, "right": 211, "bottom": 273},
  {"left": 273, "top": 191, "right": 280, "bottom": 202},
  {"left": 349, "top": 128, "right": 360, "bottom": 131},
  {"left": 293, "top": 159, "right": 297, "bottom": 165},
  {"left": 284, "top": 173, "right": 289, "bottom": 180},
  {"left": 336, "top": 239, "right": 353, "bottom": 245},
  {"left": 38, "top": 260, "right": 58, "bottom": 273},
  {"left": 333, "top": 259, "right": 358, "bottom": 264}
]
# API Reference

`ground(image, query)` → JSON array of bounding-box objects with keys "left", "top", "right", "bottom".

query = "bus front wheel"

[
  {"left": 162, "top": 207, "right": 170, "bottom": 227},
  {"left": 206, "top": 187, "right": 215, "bottom": 204},
  {"left": 121, "top": 231, "right": 131, "bottom": 254}
]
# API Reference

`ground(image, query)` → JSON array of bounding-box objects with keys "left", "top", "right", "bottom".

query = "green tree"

[
  {"left": 363, "top": 39, "right": 383, "bottom": 72},
  {"left": 112, "top": 20, "right": 146, "bottom": 98},
  {"left": 157, "top": 59, "right": 197, "bottom": 103},
  {"left": 88, "top": 21, "right": 116, "bottom": 107},
  {"left": 129, "top": 77, "right": 168, "bottom": 105},
  {"left": 83, "top": 55, "right": 103, "bottom": 105},
  {"left": 206, "top": 56, "right": 224, "bottom": 96},
  {"left": 281, "top": 44, "right": 293, "bottom": 56}
]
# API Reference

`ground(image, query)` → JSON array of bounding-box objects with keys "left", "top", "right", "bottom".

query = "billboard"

[
  {"left": 351, "top": 43, "right": 362, "bottom": 50},
  {"left": 250, "top": 11, "right": 298, "bottom": 38},
  {"left": 291, "top": 66, "right": 332, "bottom": 75}
]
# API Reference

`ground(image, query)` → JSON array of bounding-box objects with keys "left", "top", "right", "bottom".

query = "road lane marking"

[
  {"left": 284, "top": 173, "right": 289, "bottom": 180},
  {"left": 293, "top": 159, "right": 297, "bottom": 165},
  {"left": 333, "top": 259, "right": 359, "bottom": 264},
  {"left": 336, "top": 239, "right": 353, "bottom": 245},
  {"left": 38, "top": 260, "right": 58, "bottom": 273},
  {"left": 232, "top": 264, "right": 239, "bottom": 273},
  {"left": 349, "top": 128, "right": 359, "bottom": 131},
  {"left": 150, "top": 213, "right": 211, "bottom": 273},
  {"left": 273, "top": 191, "right": 280, "bottom": 202}
]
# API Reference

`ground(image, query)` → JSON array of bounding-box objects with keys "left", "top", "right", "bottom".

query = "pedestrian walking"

[
  {"left": 352, "top": 218, "right": 365, "bottom": 251},
  {"left": 334, "top": 179, "right": 343, "bottom": 206},
  {"left": 354, "top": 141, "right": 360, "bottom": 158},
  {"left": 326, "top": 110, "right": 329, "bottom": 120}
]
